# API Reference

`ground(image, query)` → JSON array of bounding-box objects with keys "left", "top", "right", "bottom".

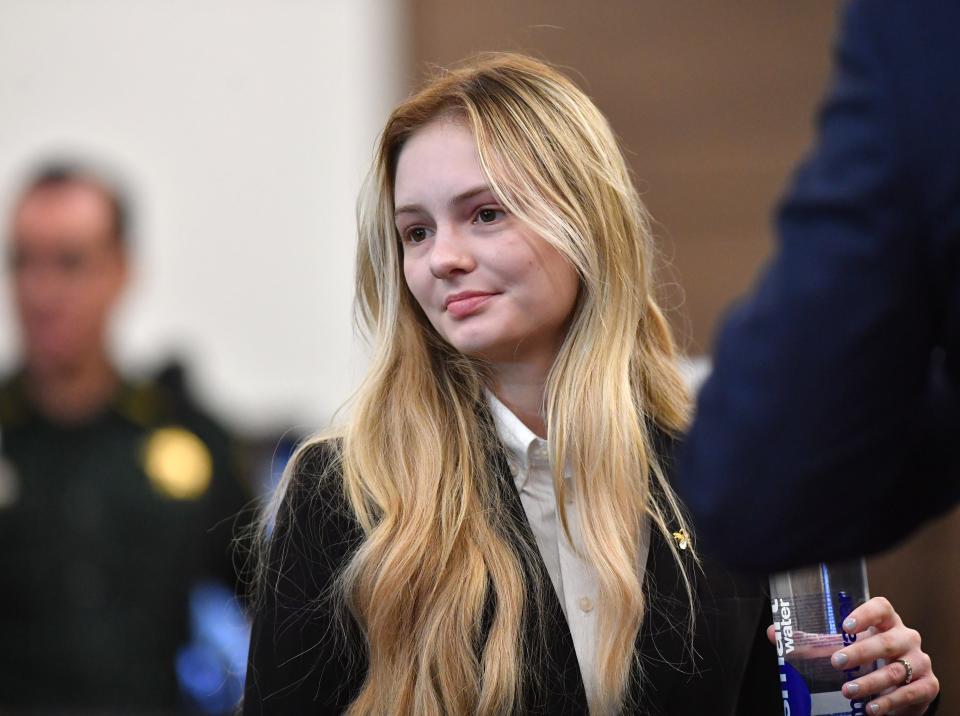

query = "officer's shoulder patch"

[
  {"left": 116, "top": 380, "right": 168, "bottom": 427},
  {"left": 0, "top": 456, "right": 20, "bottom": 509},
  {"left": 0, "top": 375, "right": 30, "bottom": 427}
]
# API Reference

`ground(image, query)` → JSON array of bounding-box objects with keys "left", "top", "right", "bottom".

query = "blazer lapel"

[{"left": 631, "top": 526, "right": 696, "bottom": 711}]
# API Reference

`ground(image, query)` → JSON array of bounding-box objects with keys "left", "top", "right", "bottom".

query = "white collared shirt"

[{"left": 486, "top": 391, "right": 652, "bottom": 706}]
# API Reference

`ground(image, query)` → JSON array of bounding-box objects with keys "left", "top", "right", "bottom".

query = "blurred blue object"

[
  {"left": 177, "top": 580, "right": 250, "bottom": 714},
  {"left": 268, "top": 435, "right": 298, "bottom": 493},
  {"left": 260, "top": 434, "right": 299, "bottom": 539}
]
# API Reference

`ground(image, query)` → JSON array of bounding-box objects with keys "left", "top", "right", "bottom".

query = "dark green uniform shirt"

[{"left": 0, "top": 372, "right": 249, "bottom": 713}]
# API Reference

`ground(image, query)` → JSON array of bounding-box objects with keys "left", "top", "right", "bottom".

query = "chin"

[
  {"left": 450, "top": 340, "right": 522, "bottom": 365},
  {"left": 26, "top": 345, "right": 83, "bottom": 375},
  {"left": 437, "top": 319, "right": 528, "bottom": 362},
  {"left": 446, "top": 341, "right": 493, "bottom": 360}
]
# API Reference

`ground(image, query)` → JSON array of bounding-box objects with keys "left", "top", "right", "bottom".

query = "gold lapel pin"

[{"left": 672, "top": 529, "right": 690, "bottom": 551}]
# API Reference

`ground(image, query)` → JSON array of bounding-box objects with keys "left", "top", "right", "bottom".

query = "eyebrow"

[{"left": 394, "top": 185, "right": 494, "bottom": 219}]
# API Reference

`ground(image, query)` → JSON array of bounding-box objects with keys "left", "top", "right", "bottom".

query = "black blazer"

[{"left": 243, "top": 441, "right": 780, "bottom": 715}]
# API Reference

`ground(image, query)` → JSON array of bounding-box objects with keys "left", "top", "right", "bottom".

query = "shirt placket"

[{"left": 556, "top": 474, "right": 599, "bottom": 703}]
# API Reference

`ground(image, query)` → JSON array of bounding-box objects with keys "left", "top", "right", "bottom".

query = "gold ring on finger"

[{"left": 892, "top": 657, "right": 913, "bottom": 686}]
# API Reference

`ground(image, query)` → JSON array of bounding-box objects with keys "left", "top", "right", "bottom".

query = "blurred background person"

[{"left": 0, "top": 162, "right": 250, "bottom": 714}]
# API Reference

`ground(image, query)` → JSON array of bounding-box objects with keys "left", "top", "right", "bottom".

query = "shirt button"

[{"left": 578, "top": 596, "right": 594, "bottom": 613}]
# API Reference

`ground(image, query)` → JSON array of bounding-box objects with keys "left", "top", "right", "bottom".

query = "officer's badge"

[{"left": 142, "top": 427, "right": 212, "bottom": 500}]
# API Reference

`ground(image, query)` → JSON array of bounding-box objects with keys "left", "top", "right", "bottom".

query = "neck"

[
  {"left": 26, "top": 350, "right": 118, "bottom": 424},
  {"left": 490, "top": 358, "right": 553, "bottom": 438}
]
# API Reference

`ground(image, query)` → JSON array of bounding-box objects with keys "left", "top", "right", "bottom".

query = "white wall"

[{"left": 0, "top": 0, "right": 406, "bottom": 433}]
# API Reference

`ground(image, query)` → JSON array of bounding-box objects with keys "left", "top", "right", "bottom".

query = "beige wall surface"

[{"left": 407, "top": 1, "right": 958, "bottom": 709}]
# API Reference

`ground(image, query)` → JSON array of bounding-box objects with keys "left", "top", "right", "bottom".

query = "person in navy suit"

[{"left": 678, "top": 0, "right": 960, "bottom": 576}]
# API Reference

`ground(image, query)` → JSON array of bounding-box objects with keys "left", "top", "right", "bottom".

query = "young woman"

[{"left": 244, "top": 54, "right": 939, "bottom": 715}]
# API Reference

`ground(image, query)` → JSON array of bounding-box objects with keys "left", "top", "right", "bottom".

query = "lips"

[{"left": 444, "top": 291, "right": 497, "bottom": 318}]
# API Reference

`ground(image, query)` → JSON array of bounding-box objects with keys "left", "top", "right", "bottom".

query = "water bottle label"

[{"left": 772, "top": 594, "right": 869, "bottom": 716}]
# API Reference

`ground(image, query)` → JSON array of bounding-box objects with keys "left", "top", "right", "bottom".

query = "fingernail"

[
  {"left": 833, "top": 652, "right": 849, "bottom": 667},
  {"left": 869, "top": 704, "right": 880, "bottom": 714},
  {"left": 843, "top": 617, "right": 857, "bottom": 631},
  {"left": 846, "top": 682, "right": 861, "bottom": 696}
]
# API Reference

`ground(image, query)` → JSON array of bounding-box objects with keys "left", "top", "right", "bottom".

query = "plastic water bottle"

[{"left": 769, "top": 559, "right": 877, "bottom": 716}]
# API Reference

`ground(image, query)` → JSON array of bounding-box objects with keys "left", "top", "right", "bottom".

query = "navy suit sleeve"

[{"left": 678, "top": 0, "right": 960, "bottom": 570}]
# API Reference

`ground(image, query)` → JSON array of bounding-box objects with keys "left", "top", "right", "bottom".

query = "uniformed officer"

[{"left": 0, "top": 163, "right": 249, "bottom": 713}]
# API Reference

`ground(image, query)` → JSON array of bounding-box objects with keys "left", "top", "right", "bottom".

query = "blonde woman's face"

[{"left": 394, "top": 118, "right": 579, "bottom": 368}]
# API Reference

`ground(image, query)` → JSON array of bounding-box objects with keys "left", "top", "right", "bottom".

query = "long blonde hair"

[{"left": 280, "top": 53, "right": 694, "bottom": 715}]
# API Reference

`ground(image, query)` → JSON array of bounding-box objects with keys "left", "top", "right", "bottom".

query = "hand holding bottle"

[
  {"left": 832, "top": 596, "right": 938, "bottom": 715},
  {"left": 767, "top": 595, "right": 938, "bottom": 715}
]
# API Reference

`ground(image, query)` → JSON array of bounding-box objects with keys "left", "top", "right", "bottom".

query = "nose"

[{"left": 428, "top": 224, "right": 476, "bottom": 279}]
